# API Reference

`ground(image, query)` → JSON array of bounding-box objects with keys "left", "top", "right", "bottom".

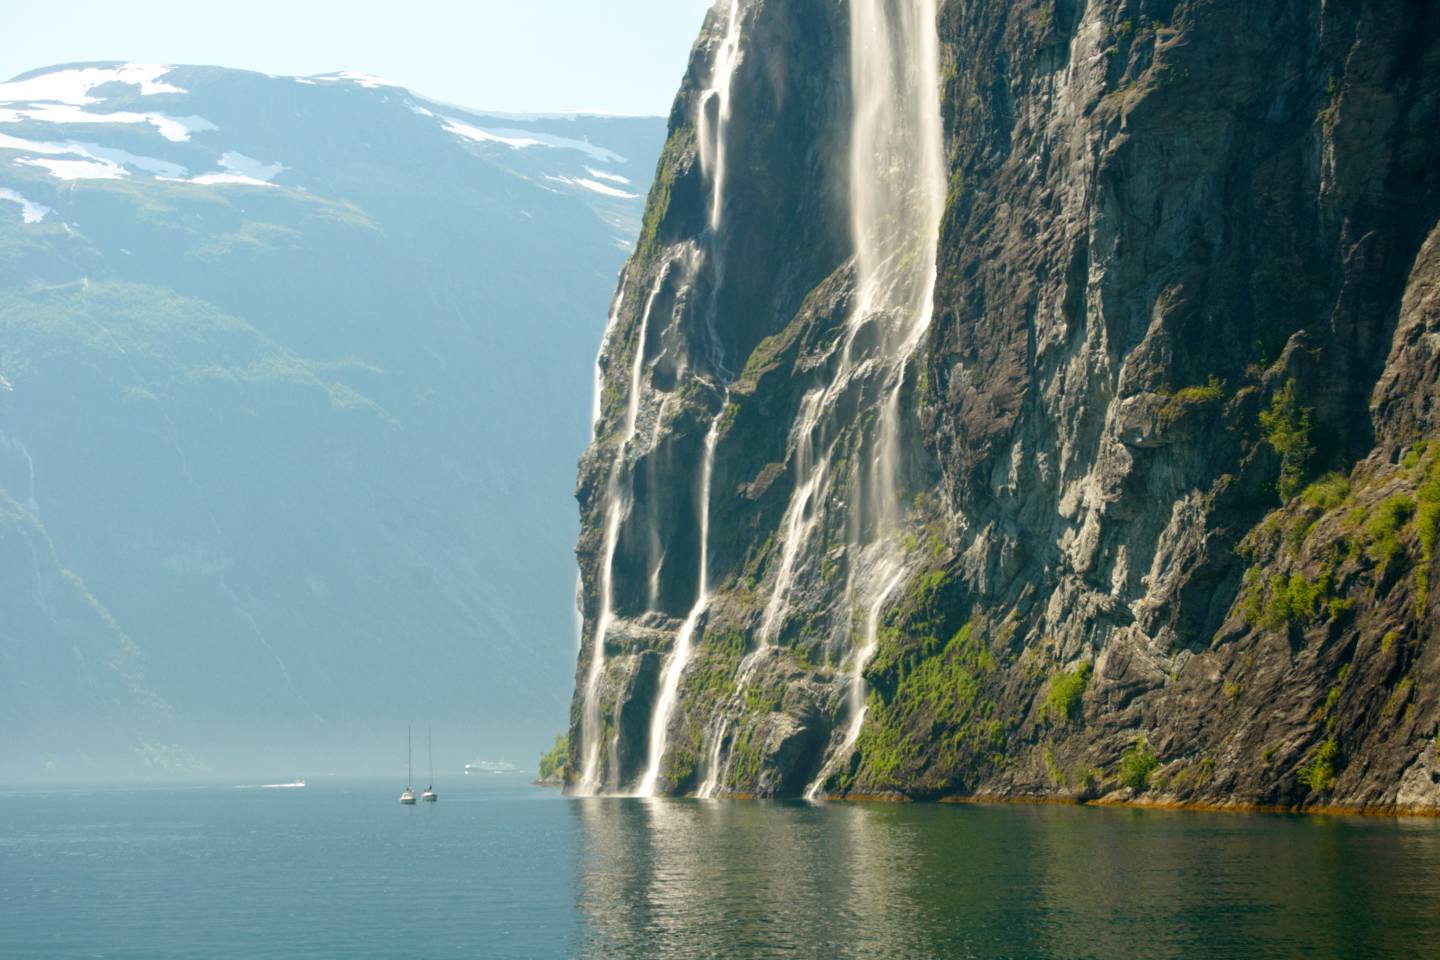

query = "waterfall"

[
  {"left": 804, "top": 564, "right": 906, "bottom": 798},
  {"left": 698, "top": 0, "right": 744, "bottom": 233},
  {"left": 591, "top": 277, "right": 628, "bottom": 432},
  {"left": 622, "top": 0, "right": 746, "bottom": 795},
  {"left": 800, "top": 0, "right": 945, "bottom": 799},
  {"left": 757, "top": 391, "right": 828, "bottom": 643},
  {"left": 696, "top": 716, "right": 728, "bottom": 799},
  {"left": 575, "top": 265, "right": 673, "bottom": 796},
  {"left": 578, "top": 0, "right": 942, "bottom": 798},
  {"left": 699, "top": 0, "right": 943, "bottom": 799},
  {"left": 845, "top": 0, "right": 944, "bottom": 358},
  {"left": 637, "top": 409, "right": 723, "bottom": 796}
]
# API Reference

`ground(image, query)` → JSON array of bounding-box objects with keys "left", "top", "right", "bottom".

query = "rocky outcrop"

[{"left": 568, "top": 0, "right": 1440, "bottom": 814}]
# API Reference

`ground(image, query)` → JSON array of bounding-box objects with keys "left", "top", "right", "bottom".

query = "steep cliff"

[{"left": 568, "top": 0, "right": 1440, "bottom": 814}]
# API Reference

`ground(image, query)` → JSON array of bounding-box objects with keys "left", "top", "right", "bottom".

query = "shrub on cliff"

[
  {"left": 1119, "top": 737, "right": 1159, "bottom": 793},
  {"left": 1260, "top": 380, "right": 1315, "bottom": 502},
  {"left": 1044, "top": 662, "right": 1092, "bottom": 725},
  {"left": 539, "top": 733, "right": 569, "bottom": 781}
]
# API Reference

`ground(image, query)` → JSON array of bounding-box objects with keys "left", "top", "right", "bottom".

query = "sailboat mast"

[
  {"left": 408, "top": 725, "right": 413, "bottom": 786},
  {"left": 428, "top": 725, "right": 434, "bottom": 784}
]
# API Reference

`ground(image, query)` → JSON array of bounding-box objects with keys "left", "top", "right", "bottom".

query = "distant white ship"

[
  {"left": 263, "top": 780, "right": 306, "bottom": 789},
  {"left": 463, "top": 760, "right": 519, "bottom": 775}
]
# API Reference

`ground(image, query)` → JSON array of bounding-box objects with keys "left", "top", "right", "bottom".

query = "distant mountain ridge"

[{"left": 0, "top": 62, "right": 666, "bottom": 780}]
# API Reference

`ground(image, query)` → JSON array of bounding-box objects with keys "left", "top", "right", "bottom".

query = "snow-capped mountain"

[{"left": 0, "top": 62, "right": 652, "bottom": 237}]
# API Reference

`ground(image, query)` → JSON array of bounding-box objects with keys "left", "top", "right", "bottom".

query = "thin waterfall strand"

[
  {"left": 575, "top": 265, "right": 673, "bottom": 795},
  {"left": 696, "top": 716, "right": 729, "bottom": 798},
  {"left": 804, "top": 563, "right": 905, "bottom": 799},
  {"left": 629, "top": 0, "right": 745, "bottom": 795},
  {"left": 590, "top": 277, "right": 628, "bottom": 432},
  {"left": 698, "top": 0, "right": 743, "bottom": 232},
  {"left": 637, "top": 411, "right": 723, "bottom": 796}
]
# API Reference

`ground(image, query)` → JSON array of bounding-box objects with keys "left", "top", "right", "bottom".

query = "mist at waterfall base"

[{"left": 5, "top": 780, "right": 1440, "bottom": 959}]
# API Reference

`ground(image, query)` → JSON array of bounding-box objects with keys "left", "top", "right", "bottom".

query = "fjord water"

[{"left": 4, "top": 781, "right": 1439, "bottom": 959}]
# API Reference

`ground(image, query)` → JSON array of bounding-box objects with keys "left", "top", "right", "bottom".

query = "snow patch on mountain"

[
  {"left": 0, "top": 64, "right": 184, "bottom": 106},
  {"left": 440, "top": 117, "right": 626, "bottom": 164},
  {"left": 0, "top": 132, "right": 185, "bottom": 177},
  {"left": 17, "top": 157, "right": 126, "bottom": 180},
  {"left": 0, "top": 103, "right": 215, "bottom": 142},
  {"left": 443, "top": 119, "right": 542, "bottom": 149},
  {"left": 585, "top": 167, "right": 631, "bottom": 185},
  {"left": 220, "top": 151, "right": 284, "bottom": 182},
  {"left": 317, "top": 72, "right": 403, "bottom": 90},
  {"left": 544, "top": 174, "right": 639, "bottom": 200},
  {"left": 190, "top": 173, "right": 275, "bottom": 187},
  {"left": 0, "top": 188, "right": 50, "bottom": 223}
]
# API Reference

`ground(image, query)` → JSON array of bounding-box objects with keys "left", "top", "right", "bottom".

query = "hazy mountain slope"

[
  {"left": 0, "top": 62, "right": 664, "bottom": 780},
  {"left": 568, "top": 0, "right": 1440, "bottom": 813}
]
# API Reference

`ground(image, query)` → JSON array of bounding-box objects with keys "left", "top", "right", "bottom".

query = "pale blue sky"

[{"left": 3, "top": 0, "right": 715, "bottom": 115}]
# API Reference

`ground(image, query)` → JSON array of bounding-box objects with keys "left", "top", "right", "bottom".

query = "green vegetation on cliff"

[
  {"left": 539, "top": 734, "right": 569, "bottom": 782},
  {"left": 1044, "top": 663, "right": 1092, "bottom": 725},
  {"left": 1260, "top": 380, "right": 1315, "bottom": 502},
  {"left": 1119, "top": 738, "right": 1159, "bottom": 793}
]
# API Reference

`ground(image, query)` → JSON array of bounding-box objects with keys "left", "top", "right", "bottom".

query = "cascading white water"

[
  {"left": 637, "top": 410, "right": 723, "bottom": 796},
  {"left": 590, "top": 275, "right": 628, "bottom": 432},
  {"left": 846, "top": 0, "right": 944, "bottom": 355},
  {"left": 625, "top": 0, "right": 747, "bottom": 796},
  {"left": 757, "top": 390, "right": 828, "bottom": 643},
  {"left": 578, "top": 279, "right": 628, "bottom": 675},
  {"left": 580, "top": 0, "right": 942, "bottom": 799},
  {"left": 798, "top": 0, "right": 945, "bottom": 800},
  {"left": 698, "top": 0, "right": 744, "bottom": 233},
  {"left": 696, "top": 0, "right": 943, "bottom": 800},
  {"left": 803, "top": 563, "right": 906, "bottom": 799},
  {"left": 576, "top": 265, "right": 674, "bottom": 796},
  {"left": 696, "top": 716, "right": 728, "bottom": 799}
]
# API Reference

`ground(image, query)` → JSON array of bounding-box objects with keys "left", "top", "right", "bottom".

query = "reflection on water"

[
  {"left": 2, "top": 782, "right": 1437, "bottom": 958},
  {"left": 574, "top": 799, "right": 1440, "bottom": 959}
]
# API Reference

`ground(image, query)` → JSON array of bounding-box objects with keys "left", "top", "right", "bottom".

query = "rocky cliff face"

[{"left": 568, "top": 0, "right": 1440, "bottom": 814}]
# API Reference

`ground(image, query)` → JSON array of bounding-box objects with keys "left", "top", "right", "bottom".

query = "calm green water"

[{"left": 2, "top": 777, "right": 1437, "bottom": 958}]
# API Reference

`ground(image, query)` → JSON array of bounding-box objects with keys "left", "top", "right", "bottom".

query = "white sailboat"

[
  {"left": 421, "top": 726, "right": 438, "bottom": 802},
  {"left": 400, "top": 725, "right": 417, "bottom": 804}
]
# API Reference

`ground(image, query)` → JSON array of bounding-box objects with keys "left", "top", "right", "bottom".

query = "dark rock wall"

[{"left": 569, "top": 0, "right": 1440, "bottom": 812}]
